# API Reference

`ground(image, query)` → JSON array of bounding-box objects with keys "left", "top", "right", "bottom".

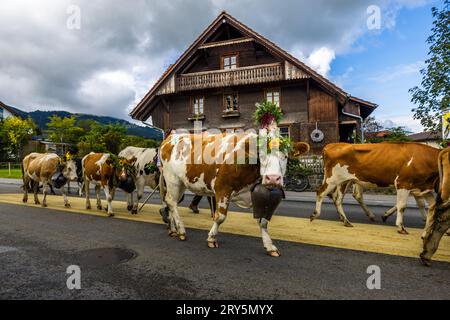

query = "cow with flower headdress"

[
  {"left": 158, "top": 101, "right": 309, "bottom": 256},
  {"left": 81, "top": 153, "right": 136, "bottom": 216}
]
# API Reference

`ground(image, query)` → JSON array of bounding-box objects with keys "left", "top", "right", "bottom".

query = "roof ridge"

[{"left": 131, "top": 11, "right": 377, "bottom": 120}]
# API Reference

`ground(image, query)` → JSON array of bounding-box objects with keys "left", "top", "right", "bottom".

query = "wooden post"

[{"left": 8, "top": 162, "right": 11, "bottom": 177}]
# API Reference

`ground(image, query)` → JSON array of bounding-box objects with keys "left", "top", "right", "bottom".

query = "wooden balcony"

[{"left": 177, "top": 63, "right": 283, "bottom": 92}]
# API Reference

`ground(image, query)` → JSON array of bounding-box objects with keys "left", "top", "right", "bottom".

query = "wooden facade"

[{"left": 130, "top": 12, "right": 377, "bottom": 153}]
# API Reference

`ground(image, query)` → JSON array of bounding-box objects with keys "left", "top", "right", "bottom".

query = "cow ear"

[{"left": 290, "top": 142, "right": 310, "bottom": 158}]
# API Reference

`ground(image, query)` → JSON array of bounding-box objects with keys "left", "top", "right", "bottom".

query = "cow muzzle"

[{"left": 263, "top": 175, "right": 283, "bottom": 188}]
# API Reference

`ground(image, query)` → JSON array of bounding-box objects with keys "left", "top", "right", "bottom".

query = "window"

[
  {"left": 265, "top": 89, "right": 281, "bottom": 108},
  {"left": 224, "top": 93, "right": 239, "bottom": 112},
  {"left": 0, "top": 107, "right": 3, "bottom": 120},
  {"left": 222, "top": 54, "right": 237, "bottom": 70},
  {"left": 192, "top": 96, "right": 204, "bottom": 115},
  {"left": 279, "top": 126, "right": 290, "bottom": 139}
]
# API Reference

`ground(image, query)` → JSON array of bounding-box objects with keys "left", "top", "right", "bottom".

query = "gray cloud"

[{"left": 0, "top": 0, "right": 431, "bottom": 120}]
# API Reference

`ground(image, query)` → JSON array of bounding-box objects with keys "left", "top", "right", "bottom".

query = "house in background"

[
  {"left": 408, "top": 131, "right": 442, "bottom": 148},
  {"left": 130, "top": 11, "right": 377, "bottom": 153},
  {"left": 0, "top": 101, "right": 25, "bottom": 120}
]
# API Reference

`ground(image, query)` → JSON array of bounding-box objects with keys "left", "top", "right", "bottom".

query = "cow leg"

[
  {"left": 422, "top": 192, "right": 437, "bottom": 239},
  {"left": 165, "top": 184, "right": 187, "bottom": 241},
  {"left": 41, "top": 181, "right": 49, "bottom": 207},
  {"left": 22, "top": 176, "right": 29, "bottom": 203},
  {"left": 85, "top": 180, "right": 91, "bottom": 209},
  {"left": 395, "top": 189, "right": 410, "bottom": 234},
  {"left": 33, "top": 181, "right": 40, "bottom": 205},
  {"left": 352, "top": 184, "right": 376, "bottom": 222},
  {"left": 311, "top": 181, "right": 340, "bottom": 221},
  {"left": 382, "top": 205, "right": 398, "bottom": 222},
  {"left": 207, "top": 197, "right": 229, "bottom": 248},
  {"left": 62, "top": 187, "right": 70, "bottom": 208},
  {"left": 95, "top": 185, "right": 102, "bottom": 210},
  {"left": 258, "top": 218, "right": 280, "bottom": 257},
  {"left": 132, "top": 178, "right": 145, "bottom": 215},
  {"left": 414, "top": 195, "right": 428, "bottom": 222},
  {"left": 334, "top": 186, "right": 353, "bottom": 227},
  {"left": 103, "top": 185, "right": 114, "bottom": 217},
  {"left": 127, "top": 192, "right": 133, "bottom": 212},
  {"left": 420, "top": 207, "right": 450, "bottom": 266}
]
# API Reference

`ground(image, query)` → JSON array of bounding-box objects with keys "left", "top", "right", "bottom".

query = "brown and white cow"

[
  {"left": 159, "top": 129, "right": 309, "bottom": 257},
  {"left": 420, "top": 147, "right": 450, "bottom": 266},
  {"left": 118, "top": 146, "right": 159, "bottom": 214},
  {"left": 22, "top": 153, "right": 78, "bottom": 207},
  {"left": 82, "top": 153, "right": 133, "bottom": 216},
  {"left": 331, "top": 182, "right": 430, "bottom": 224},
  {"left": 311, "top": 142, "right": 440, "bottom": 234}
]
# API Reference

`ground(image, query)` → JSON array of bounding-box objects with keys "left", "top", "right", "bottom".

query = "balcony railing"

[{"left": 177, "top": 63, "right": 283, "bottom": 92}]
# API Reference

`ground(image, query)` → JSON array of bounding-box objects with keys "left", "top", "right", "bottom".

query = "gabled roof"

[
  {"left": 130, "top": 11, "right": 378, "bottom": 121},
  {"left": 0, "top": 101, "right": 26, "bottom": 118},
  {"left": 408, "top": 131, "right": 441, "bottom": 142}
]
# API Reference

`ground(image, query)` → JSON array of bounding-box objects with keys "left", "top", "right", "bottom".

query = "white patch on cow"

[
  {"left": 43, "top": 154, "right": 59, "bottom": 162},
  {"left": 186, "top": 173, "right": 213, "bottom": 195},
  {"left": 95, "top": 153, "right": 110, "bottom": 168},
  {"left": 407, "top": 157, "right": 414, "bottom": 167},
  {"left": 394, "top": 175, "right": 399, "bottom": 189},
  {"left": 326, "top": 163, "right": 357, "bottom": 186}
]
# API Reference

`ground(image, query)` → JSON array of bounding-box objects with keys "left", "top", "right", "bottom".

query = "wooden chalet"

[{"left": 130, "top": 11, "right": 377, "bottom": 153}]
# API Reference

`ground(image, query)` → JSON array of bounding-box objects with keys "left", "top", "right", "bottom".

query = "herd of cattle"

[{"left": 19, "top": 128, "right": 450, "bottom": 266}]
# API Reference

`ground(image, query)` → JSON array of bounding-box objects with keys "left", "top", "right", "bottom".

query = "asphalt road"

[{"left": 0, "top": 183, "right": 449, "bottom": 300}]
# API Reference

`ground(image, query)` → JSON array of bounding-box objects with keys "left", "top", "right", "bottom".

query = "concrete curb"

[{"left": 0, "top": 178, "right": 420, "bottom": 209}]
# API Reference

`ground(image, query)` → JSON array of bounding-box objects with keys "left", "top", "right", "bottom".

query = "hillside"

[{"left": 25, "top": 110, "right": 162, "bottom": 140}]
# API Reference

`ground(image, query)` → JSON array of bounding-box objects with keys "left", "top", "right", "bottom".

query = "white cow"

[{"left": 119, "top": 146, "right": 159, "bottom": 214}]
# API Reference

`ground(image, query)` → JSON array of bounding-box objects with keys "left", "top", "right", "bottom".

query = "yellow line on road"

[{"left": 0, "top": 193, "right": 449, "bottom": 262}]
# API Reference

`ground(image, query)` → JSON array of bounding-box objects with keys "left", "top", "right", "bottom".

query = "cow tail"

[
  {"left": 21, "top": 162, "right": 26, "bottom": 191},
  {"left": 436, "top": 150, "right": 448, "bottom": 205},
  {"left": 159, "top": 170, "right": 167, "bottom": 203}
]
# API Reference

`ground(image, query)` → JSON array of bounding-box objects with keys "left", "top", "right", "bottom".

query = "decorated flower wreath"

[
  {"left": 254, "top": 100, "right": 293, "bottom": 154},
  {"left": 253, "top": 100, "right": 283, "bottom": 128}
]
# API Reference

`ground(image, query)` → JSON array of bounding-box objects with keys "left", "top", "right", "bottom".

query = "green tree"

[
  {"left": 363, "top": 116, "right": 384, "bottom": 133},
  {"left": 77, "top": 123, "right": 127, "bottom": 156},
  {"left": 46, "top": 115, "right": 84, "bottom": 145},
  {"left": 410, "top": 0, "right": 450, "bottom": 131},
  {"left": 120, "top": 135, "right": 160, "bottom": 150},
  {"left": 0, "top": 116, "right": 36, "bottom": 160}
]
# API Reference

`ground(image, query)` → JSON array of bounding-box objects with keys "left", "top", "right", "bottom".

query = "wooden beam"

[
  {"left": 161, "top": 98, "right": 170, "bottom": 113},
  {"left": 198, "top": 37, "right": 254, "bottom": 49}
]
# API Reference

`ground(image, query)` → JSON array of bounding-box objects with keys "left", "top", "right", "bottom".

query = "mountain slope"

[{"left": 24, "top": 110, "right": 162, "bottom": 140}]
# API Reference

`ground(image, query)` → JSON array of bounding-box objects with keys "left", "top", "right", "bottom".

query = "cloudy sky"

[{"left": 0, "top": 0, "right": 440, "bottom": 132}]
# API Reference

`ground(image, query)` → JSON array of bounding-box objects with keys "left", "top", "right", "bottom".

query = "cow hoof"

[
  {"left": 65, "top": 203, "right": 71, "bottom": 208},
  {"left": 96, "top": 205, "right": 102, "bottom": 210},
  {"left": 22, "top": 198, "right": 28, "bottom": 203},
  {"left": 420, "top": 254, "right": 432, "bottom": 267},
  {"left": 343, "top": 221, "right": 354, "bottom": 228},
  {"left": 267, "top": 250, "right": 281, "bottom": 257},
  {"left": 127, "top": 205, "right": 133, "bottom": 211},
  {"left": 397, "top": 228, "right": 409, "bottom": 235},
  {"left": 131, "top": 209, "right": 138, "bottom": 215},
  {"left": 168, "top": 231, "right": 178, "bottom": 238},
  {"left": 369, "top": 216, "right": 376, "bottom": 222},
  {"left": 41, "top": 204, "right": 47, "bottom": 208},
  {"left": 179, "top": 234, "right": 187, "bottom": 241},
  {"left": 310, "top": 215, "right": 316, "bottom": 222},
  {"left": 104, "top": 207, "right": 108, "bottom": 212},
  {"left": 207, "top": 241, "right": 219, "bottom": 248},
  {"left": 86, "top": 205, "right": 91, "bottom": 210},
  {"left": 108, "top": 213, "right": 114, "bottom": 217},
  {"left": 382, "top": 215, "right": 388, "bottom": 223}
]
